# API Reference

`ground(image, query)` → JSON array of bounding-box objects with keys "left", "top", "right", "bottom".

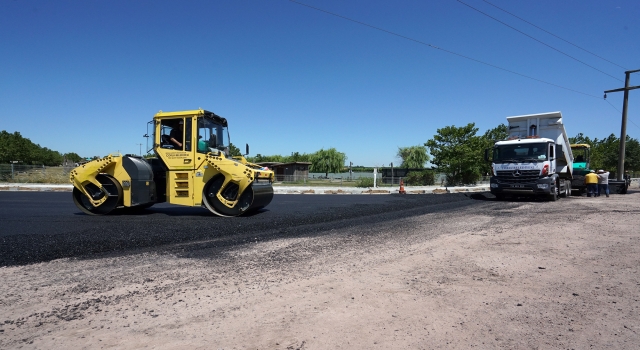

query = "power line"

[
  {"left": 481, "top": 0, "right": 628, "bottom": 70},
  {"left": 605, "top": 99, "right": 640, "bottom": 131},
  {"left": 426, "top": 45, "right": 601, "bottom": 98},
  {"left": 287, "top": 1, "right": 638, "bottom": 134},
  {"left": 288, "top": 0, "right": 601, "bottom": 98},
  {"left": 456, "top": 0, "right": 623, "bottom": 82},
  {"left": 606, "top": 99, "right": 621, "bottom": 113}
]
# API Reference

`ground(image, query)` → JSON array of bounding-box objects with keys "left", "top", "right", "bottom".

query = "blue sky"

[{"left": 1, "top": 0, "right": 638, "bottom": 166}]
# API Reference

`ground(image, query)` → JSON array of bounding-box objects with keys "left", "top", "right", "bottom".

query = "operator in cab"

[{"left": 169, "top": 120, "right": 183, "bottom": 149}]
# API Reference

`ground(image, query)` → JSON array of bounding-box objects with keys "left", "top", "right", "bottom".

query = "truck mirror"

[
  {"left": 556, "top": 144, "right": 562, "bottom": 157},
  {"left": 245, "top": 143, "right": 250, "bottom": 156}
]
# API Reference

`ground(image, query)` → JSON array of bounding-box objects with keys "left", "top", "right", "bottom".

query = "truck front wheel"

[{"left": 547, "top": 182, "right": 559, "bottom": 201}]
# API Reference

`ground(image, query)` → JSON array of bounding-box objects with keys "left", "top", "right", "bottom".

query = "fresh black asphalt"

[{"left": 0, "top": 191, "right": 488, "bottom": 266}]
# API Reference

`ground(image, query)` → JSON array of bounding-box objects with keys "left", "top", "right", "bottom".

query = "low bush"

[
  {"left": 445, "top": 169, "right": 481, "bottom": 186},
  {"left": 404, "top": 170, "right": 435, "bottom": 186},
  {"left": 355, "top": 177, "right": 375, "bottom": 188}
]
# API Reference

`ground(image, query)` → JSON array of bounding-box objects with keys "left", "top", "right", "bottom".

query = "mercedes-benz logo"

[{"left": 513, "top": 169, "right": 521, "bottom": 177}]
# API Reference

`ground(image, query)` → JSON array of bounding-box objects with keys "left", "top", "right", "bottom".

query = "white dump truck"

[{"left": 486, "top": 111, "right": 574, "bottom": 201}]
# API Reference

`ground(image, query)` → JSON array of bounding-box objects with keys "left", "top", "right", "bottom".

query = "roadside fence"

[
  {"left": 3, "top": 164, "right": 634, "bottom": 189},
  {"left": 280, "top": 173, "right": 492, "bottom": 187},
  {"left": 0, "top": 164, "right": 73, "bottom": 183}
]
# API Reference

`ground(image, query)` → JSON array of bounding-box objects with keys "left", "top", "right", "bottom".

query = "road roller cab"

[{"left": 70, "top": 109, "right": 275, "bottom": 216}]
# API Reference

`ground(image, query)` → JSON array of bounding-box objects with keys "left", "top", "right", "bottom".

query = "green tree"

[
  {"left": 63, "top": 152, "right": 83, "bottom": 163},
  {"left": 482, "top": 123, "right": 508, "bottom": 143},
  {"left": 285, "top": 152, "right": 311, "bottom": 163},
  {"left": 568, "top": 133, "right": 593, "bottom": 145},
  {"left": 591, "top": 134, "right": 619, "bottom": 171},
  {"left": 246, "top": 154, "right": 262, "bottom": 163},
  {"left": 567, "top": 133, "right": 640, "bottom": 174},
  {"left": 591, "top": 134, "right": 640, "bottom": 173},
  {"left": 624, "top": 136, "right": 640, "bottom": 172},
  {"left": 228, "top": 143, "right": 242, "bottom": 157},
  {"left": 425, "top": 123, "right": 483, "bottom": 186},
  {"left": 479, "top": 124, "right": 509, "bottom": 175},
  {"left": 396, "top": 145, "right": 429, "bottom": 169},
  {"left": 37, "top": 147, "right": 63, "bottom": 166},
  {"left": 0, "top": 130, "right": 64, "bottom": 165},
  {"left": 247, "top": 151, "right": 313, "bottom": 164},
  {"left": 309, "top": 148, "right": 347, "bottom": 177},
  {"left": 0, "top": 131, "right": 32, "bottom": 163},
  {"left": 247, "top": 153, "right": 285, "bottom": 163}
]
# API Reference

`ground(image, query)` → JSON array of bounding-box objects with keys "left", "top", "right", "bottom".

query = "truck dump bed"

[{"left": 506, "top": 111, "right": 574, "bottom": 178}]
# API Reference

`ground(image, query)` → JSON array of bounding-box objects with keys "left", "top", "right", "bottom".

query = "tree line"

[
  {"left": 568, "top": 133, "right": 640, "bottom": 173},
  {"left": 0, "top": 131, "right": 83, "bottom": 166},
  {"left": 424, "top": 123, "right": 639, "bottom": 186},
  {"left": 245, "top": 122, "right": 639, "bottom": 186},
  {"left": 246, "top": 148, "right": 347, "bottom": 177},
  {"left": 3, "top": 126, "right": 638, "bottom": 185},
  {"left": 243, "top": 124, "right": 510, "bottom": 186}
]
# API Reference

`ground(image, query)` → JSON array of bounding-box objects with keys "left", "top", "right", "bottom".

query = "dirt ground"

[{"left": 1, "top": 192, "right": 640, "bottom": 349}]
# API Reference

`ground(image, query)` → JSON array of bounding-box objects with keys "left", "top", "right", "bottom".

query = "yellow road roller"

[{"left": 70, "top": 109, "right": 274, "bottom": 216}]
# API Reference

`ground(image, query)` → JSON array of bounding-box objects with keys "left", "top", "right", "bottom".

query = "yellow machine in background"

[{"left": 70, "top": 109, "right": 274, "bottom": 216}]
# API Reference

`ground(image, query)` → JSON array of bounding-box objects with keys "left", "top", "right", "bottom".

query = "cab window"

[
  {"left": 159, "top": 119, "right": 184, "bottom": 151},
  {"left": 197, "top": 117, "right": 229, "bottom": 154}
]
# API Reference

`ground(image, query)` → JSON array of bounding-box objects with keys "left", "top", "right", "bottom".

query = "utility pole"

[
  {"left": 604, "top": 69, "right": 640, "bottom": 181},
  {"left": 136, "top": 143, "right": 143, "bottom": 157}
]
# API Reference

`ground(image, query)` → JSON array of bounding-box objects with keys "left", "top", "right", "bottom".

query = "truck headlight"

[
  {"left": 537, "top": 184, "right": 549, "bottom": 189},
  {"left": 490, "top": 183, "right": 498, "bottom": 188}
]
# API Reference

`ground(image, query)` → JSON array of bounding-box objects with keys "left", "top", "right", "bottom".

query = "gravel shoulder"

[{"left": 1, "top": 192, "right": 639, "bottom": 349}]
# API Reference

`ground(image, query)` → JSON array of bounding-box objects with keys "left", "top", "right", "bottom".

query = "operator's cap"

[
  {"left": 178, "top": 120, "right": 183, "bottom": 124},
  {"left": 590, "top": 170, "right": 595, "bottom": 173},
  {"left": 598, "top": 169, "right": 604, "bottom": 173}
]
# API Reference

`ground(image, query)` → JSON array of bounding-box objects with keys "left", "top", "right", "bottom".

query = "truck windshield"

[
  {"left": 197, "top": 116, "right": 230, "bottom": 154},
  {"left": 493, "top": 143, "right": 548, "bottom": 162}
]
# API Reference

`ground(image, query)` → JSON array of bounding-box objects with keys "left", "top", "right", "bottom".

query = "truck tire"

[
  {"left": 548, "top": 182, "right": 558, "bottom": 201},
  {"left": 560, "top": 180, "right": 570, "bottom": 198}
]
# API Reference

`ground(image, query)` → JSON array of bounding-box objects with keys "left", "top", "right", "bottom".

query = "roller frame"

[
  {"left": 69, "top": 154, "right": 123, "bottom": 208},
  {"left": 201, "top": 153, "right": 273, "bottom": 216}
]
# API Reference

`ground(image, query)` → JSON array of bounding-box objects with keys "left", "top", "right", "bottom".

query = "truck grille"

[{"left": 496, "top": 170, "right": 540, "bottom": 183}]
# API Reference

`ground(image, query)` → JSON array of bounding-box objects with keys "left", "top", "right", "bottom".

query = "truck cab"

[{"left": 487, "top": 112, "right": 573, "bottom": 201}]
